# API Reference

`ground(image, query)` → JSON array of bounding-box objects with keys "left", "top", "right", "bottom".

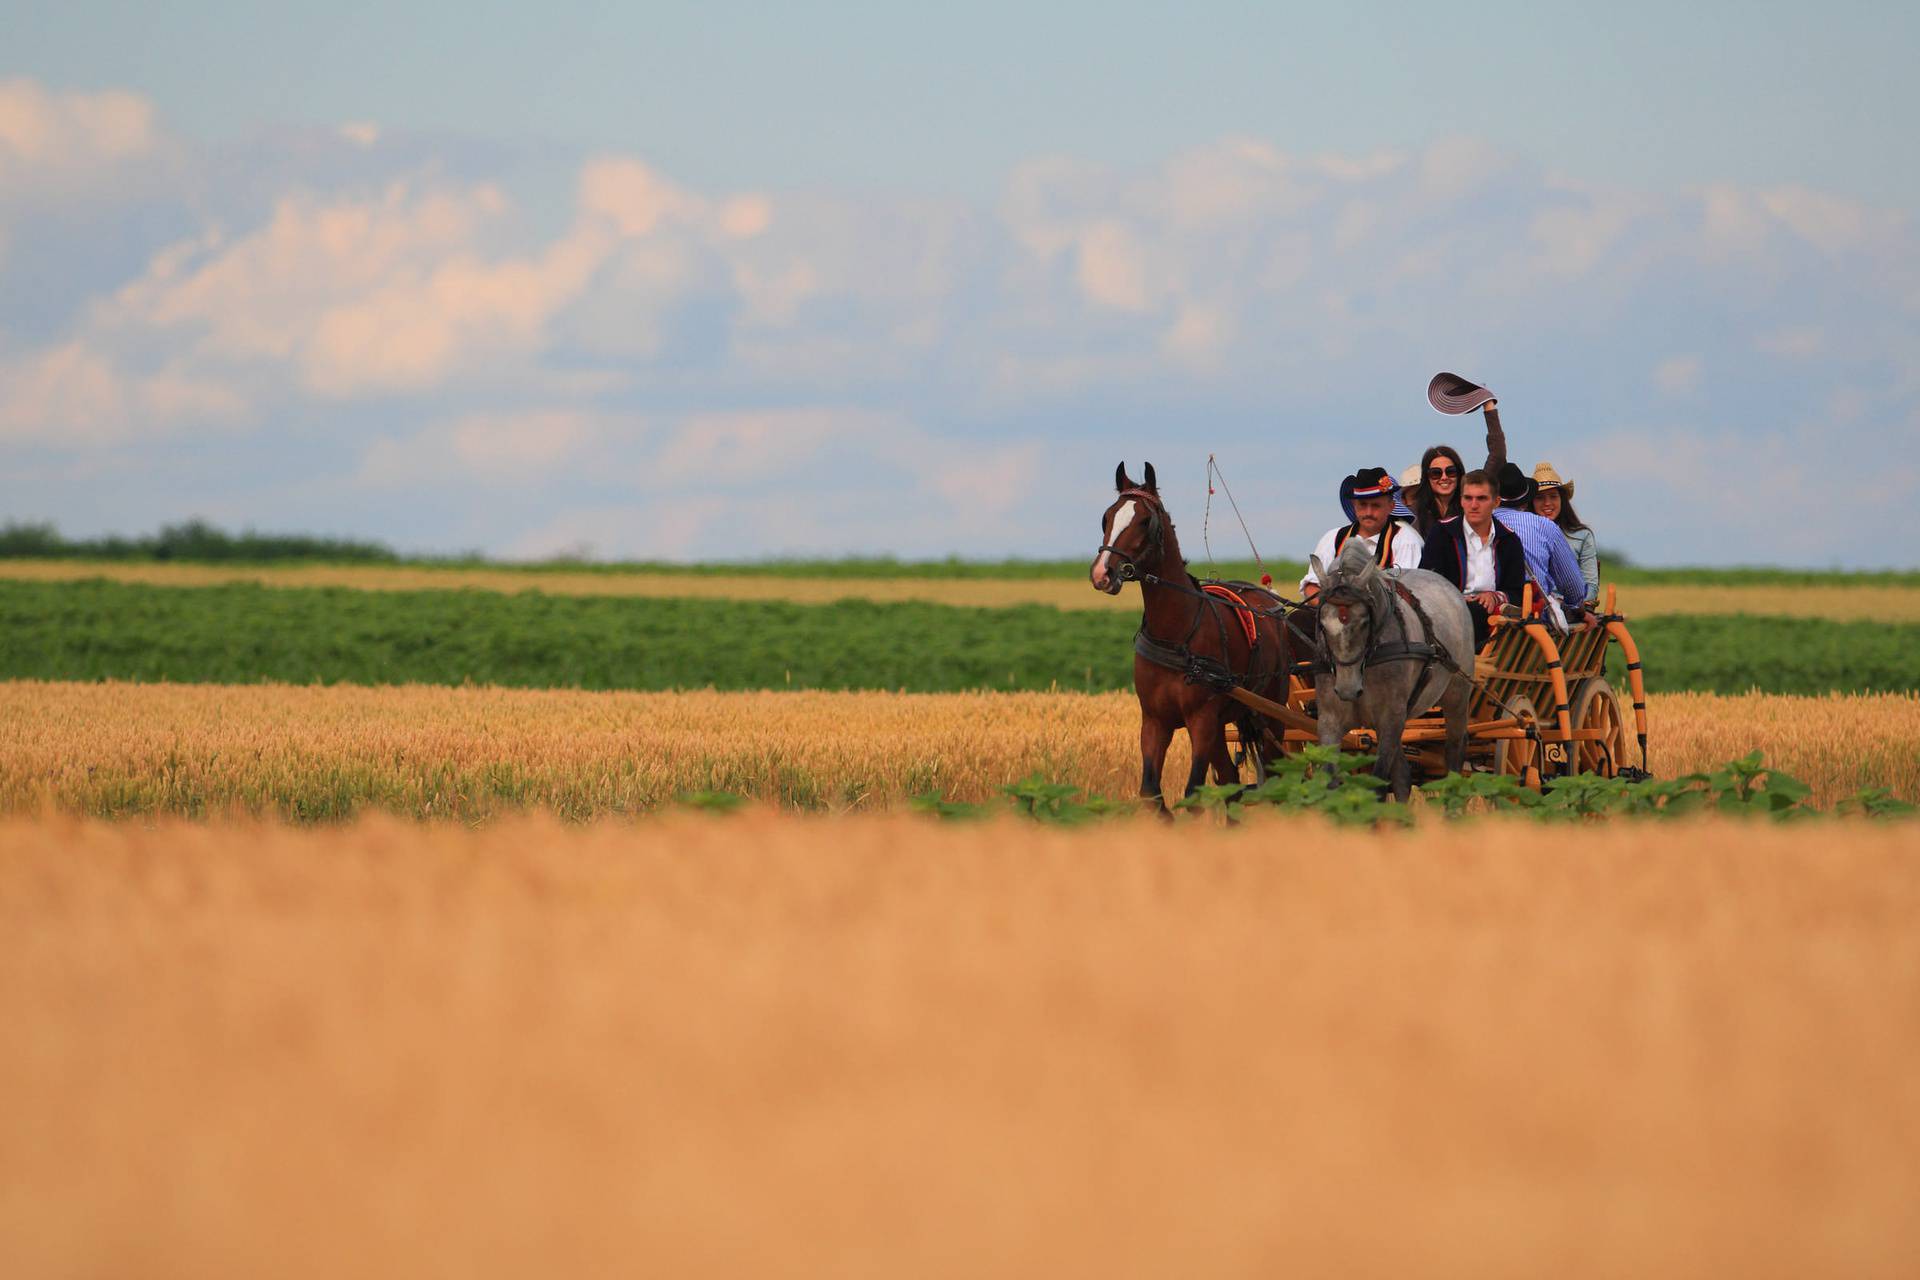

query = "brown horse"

[{"left": 1089, "top": 462, "right": 1293, "bottom": 814}]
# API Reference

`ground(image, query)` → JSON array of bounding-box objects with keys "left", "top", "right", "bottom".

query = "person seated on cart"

[
  {"left": 1300, "top": 466, "right": 1423, "bottom": 602},
  {"left": 1408, "top": 386, "right": 1507, "bottom": 537},
  {"left": 1418, "top": 470, "right": 1525, "bottom": 650},
  {"left": 1529, "top": 462, "right": 1599, "bottom": 604},
  {"left": 1492, "top": 463, "right": 1592, "bottom": 628}
]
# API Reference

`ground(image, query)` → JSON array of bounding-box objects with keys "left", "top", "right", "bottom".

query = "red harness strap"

[{"left": 1201, "top": 584, "right": 1260, "bottom": 650}]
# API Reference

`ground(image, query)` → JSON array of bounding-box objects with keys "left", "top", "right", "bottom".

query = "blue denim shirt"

[{"left": 1492, "top": 509, "right": 1588, "bottom": 609}]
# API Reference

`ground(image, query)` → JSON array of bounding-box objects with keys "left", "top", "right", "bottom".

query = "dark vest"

[{"left": 1333, "top": 522, "right": 1401, "bottom": 567}]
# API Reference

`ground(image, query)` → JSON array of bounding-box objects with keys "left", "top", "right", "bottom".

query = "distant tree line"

[{"left": 0, "top": 519, "right": 400, "bottom": 564}]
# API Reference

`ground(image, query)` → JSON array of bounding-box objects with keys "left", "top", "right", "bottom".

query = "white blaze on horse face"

[{"left": 1096, "top": 499, "right": 1137, "bottom": 580}]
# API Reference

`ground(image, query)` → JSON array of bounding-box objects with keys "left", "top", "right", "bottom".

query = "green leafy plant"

[
  {"left": 676, "top": 789, "right": 747, "bottom": 814},
  {"left": 1837, "top": 786, "right": 1918, "bottom": 819},
  {"left": 908, "top": 791, "right": 993, "bottom": 821},
  {"left": 904, "top": 752, "right": 1900, "bottom": 830},
  {"left": 1421, "top": 771, "right": 1546, "bottom": 817},
  {"left": 1000, "top": 774, "right": 1128, "bottom": 825}
]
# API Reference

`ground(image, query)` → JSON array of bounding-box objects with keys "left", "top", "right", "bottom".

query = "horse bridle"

[
  {"left": 1318, "top": 579, "right": 1383, "bottom": 667},
  {"left": 1096, "top": 488, "right": 1165, "bottom": 581}
]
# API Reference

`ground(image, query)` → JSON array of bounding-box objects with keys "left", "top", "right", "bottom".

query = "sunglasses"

[{"left": 1428, "top": 464, "right": 1462, "bottom": 479}]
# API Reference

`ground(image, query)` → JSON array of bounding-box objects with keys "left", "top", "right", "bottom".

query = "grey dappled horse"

[{"left": 1310, "top": 540, "right": 1475, "bottom": 801}]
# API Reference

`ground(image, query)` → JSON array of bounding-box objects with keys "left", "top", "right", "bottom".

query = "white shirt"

[
  {"left": 1462, "top": 520, "right": 1498, "bottom": 596},
  {"left": 1301, "top": 520, "right": 1424, "bottom": 589}
]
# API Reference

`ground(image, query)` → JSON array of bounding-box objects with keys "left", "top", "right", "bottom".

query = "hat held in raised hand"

[{"left": 1428, "top": 371, "right": 1496, "bottom": 416}]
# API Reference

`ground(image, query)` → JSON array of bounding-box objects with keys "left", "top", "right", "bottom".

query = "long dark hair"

[
  {"left": 1412, "top": 444, "right": 1466, "bottom": 537},
  {"left": 1534, "top": 487, "right": 1590, "bottom": 533}
]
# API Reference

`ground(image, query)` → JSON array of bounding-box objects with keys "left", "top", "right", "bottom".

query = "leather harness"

[{"left": 1102, "top": 490, "right": 1285, "bottom": 693}]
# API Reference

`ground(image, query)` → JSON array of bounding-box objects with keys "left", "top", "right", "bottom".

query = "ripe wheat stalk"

[{"left": 2, "top": 681, "right": 1914, "bottom": 819}]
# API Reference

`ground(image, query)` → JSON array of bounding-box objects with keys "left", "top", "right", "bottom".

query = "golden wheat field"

[
  {"left": 3, "top": 680, "right": 1916, "bottom": 819},
  {"left": 2, "top": 812, "right": 1917, "bottom": 1278},
  {"left": 5, "top": 558, "right": 1914, "bottom": 620}
]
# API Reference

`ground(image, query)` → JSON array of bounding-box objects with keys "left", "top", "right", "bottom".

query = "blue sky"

[{"left": 3, "top": 2, "right": 1917, "bottom": 565}]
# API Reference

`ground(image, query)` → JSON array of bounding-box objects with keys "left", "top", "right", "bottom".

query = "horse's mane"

[{"left": 1329, "top": 537, "right": 1379, "bottom": 592}]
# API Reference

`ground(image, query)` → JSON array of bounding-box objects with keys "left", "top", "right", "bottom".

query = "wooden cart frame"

[{"left": 1225, "top": 584, "right": 1649, "bottom": 788}]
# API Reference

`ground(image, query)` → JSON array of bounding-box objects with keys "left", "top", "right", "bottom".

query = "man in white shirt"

[
  {"left": 1418, "top": 469, "right": 1526, "bottom": 649},
  {"left": 1301, "top": 467, "right": 1423, "bottom": 601}
]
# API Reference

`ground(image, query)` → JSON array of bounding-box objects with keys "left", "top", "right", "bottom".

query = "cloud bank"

[{"left": 2, "top": 80, "right": 1916, "bottom": 566}]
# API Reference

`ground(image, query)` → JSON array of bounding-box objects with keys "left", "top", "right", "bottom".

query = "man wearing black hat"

[
  {"left": 1300, "top": 466, "right": 1424, "bottom": 601},
  {"left": 1490, "top": 462, "right": 1590, "bottom": 623}
]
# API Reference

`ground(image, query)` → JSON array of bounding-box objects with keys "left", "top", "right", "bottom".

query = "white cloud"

[
  {"left": 1528, "top": 192, "right": 1645, "bottom": 278},
  {"left": 1160, "top": 137, "right": 1302, "bottom": 229},
  {"left": 496, "top": 421, "right": 1046, "bottom": 560},
  {"left": 1759, "top": 185, "right": 1901, "bottom": 255},
  {"left": 578, "top": 156, "right": 698, "bottom": 237},
  {"left": 1161, "top": 302, "right": 1231, "bottom": 369},
  {"left": 0, "top": 79, "right": 155, "bottom": 189},
  {"left": 0, "top": 341, "right": 246, "bottom": 443},
  {"left": 651, "top": 408, "right": 890, "bottom": 484},
  {"left": 1755, "top": 327, "right": 1825, "bottom": 358},
  {"left": 1076, "top": 220, "right": 1152, "bottom": 312},
  {"left": 8, "top": 91, "right": 1920, "bottom": 566},
  {"left": 1418, "top": 136, "right": 1509, "bottom": 202},
  {"left": 1654, "top": 355, "right": 1703, "bottom": 396},
  {"left": 359, "top": 409, "right": 623, "bottom": 487},
  {"left": 1699, "top": 184, "right": 1773, "bottom": 258}
]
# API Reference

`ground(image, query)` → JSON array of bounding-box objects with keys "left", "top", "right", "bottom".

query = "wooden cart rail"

[{"left": 1226, "top": 584, "right": 1648, "bottom": 782}]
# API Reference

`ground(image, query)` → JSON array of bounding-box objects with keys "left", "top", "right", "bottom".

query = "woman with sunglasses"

[{"left": 1409, "top": 400, "right": 1507, "bottom": 538}]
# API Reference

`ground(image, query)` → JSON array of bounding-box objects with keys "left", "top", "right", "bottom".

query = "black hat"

[
  {"left": 1338, "top": 466, "right": 1398, "bottom": 522},
  {"left": 1496, "top": 462, "right": 1535, "bottom": 506},
  {"left": 1428, "top": 371, "right": 1496, "bottom": 416}
]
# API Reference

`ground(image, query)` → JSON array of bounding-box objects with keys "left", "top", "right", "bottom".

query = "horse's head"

[
  {"left": 1313, "top": 540, "right": 1384, "bottom": 702},
  {"left": 1090, "top": 462, "right": 1165, "bottom": 595}
]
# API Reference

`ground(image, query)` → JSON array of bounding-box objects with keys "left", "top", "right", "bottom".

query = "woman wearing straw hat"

[{"left": 1530, "top": 462, "right": 1598, "bottom": 604}]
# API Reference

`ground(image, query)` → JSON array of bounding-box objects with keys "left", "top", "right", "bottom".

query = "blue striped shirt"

[{"left": 1492, "top": 509, "right": 1589, "bottom": 608}]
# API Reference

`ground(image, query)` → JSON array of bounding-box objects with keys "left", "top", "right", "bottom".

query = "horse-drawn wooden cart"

[{"left": 1224, "top": 583, "right": 1649, "bottom": 789}]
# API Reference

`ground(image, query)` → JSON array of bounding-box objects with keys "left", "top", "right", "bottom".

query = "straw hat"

[
  {"left": 1394, "top": 464, "right": 1422, "bottom": 519},
  {"left": 1531, "top": 462, "right": 1574, "bottom": 501}
]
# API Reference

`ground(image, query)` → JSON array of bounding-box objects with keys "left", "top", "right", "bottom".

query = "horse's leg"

[
  {"left": 1205, "top": 704, "right": 1241, "bottom": 787},
  {"left": 1371, "top": 700, "right": 1411, "bottom": 802},
  {"left": 1181, "top": 703, "right": 1225, "bottom": 803},
  {"left": 1314, "top": 678, "right": 1346, "bottom": 748},
  {"left": 1140, "top": 713, "right": 1175, "bottom": 818},
  {"left": 1314, "top": 679, "right": 1348, "bottom": 789},
  {"left": 1235, "top": 713, "right": 1269, "bottom": 783}
]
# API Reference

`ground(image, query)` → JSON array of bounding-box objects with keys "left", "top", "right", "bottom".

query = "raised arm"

[{"left": 1482, "top": 401, "right": 1507, "bottom": 477}]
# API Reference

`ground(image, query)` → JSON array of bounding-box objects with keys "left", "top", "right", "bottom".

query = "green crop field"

[
  {"left": 5, "top": 577, "right": 1919, "bottom": 696},
  {"left": 7, "top": 519, "right": 1918, "bottom": 587}
]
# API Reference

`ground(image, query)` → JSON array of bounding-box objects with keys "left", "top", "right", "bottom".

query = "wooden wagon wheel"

[
  {"left": 1491, "top": 692, "right": 1542, "bottom": 790},
  {"left": 1570, "top": 677, "right": 1629, "bottom": 778}
]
